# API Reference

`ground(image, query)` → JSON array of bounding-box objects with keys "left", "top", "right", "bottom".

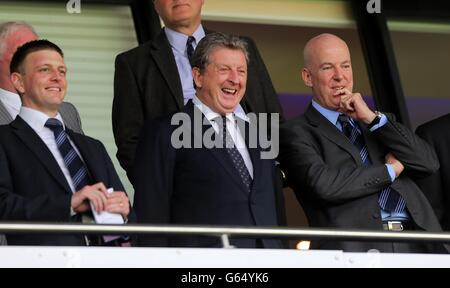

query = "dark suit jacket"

[
  {"left": 113, "top": 28, "right": 283, "bottom": 175},
  {"left": 279, "top": 105, "right": 445, "bottom": 252},
  {"left": 415, "top": 113, "right": 450, "bottom": 230},
  {"left": 0, "top": 117, "right": 126, "bottom": 246},
  {"left": 132, "top": 101, "right": 283, "bottom": 249}
]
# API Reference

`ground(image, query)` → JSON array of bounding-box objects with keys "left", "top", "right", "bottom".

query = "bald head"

[
  {"left": 301, "top": 33, "right": 353, "bottom": 111},
  {"left": 303, "top": 33, "right": 349, "bottom": 69}
]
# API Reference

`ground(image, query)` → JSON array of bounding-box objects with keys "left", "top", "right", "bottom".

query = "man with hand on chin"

[{"left": 279, "top": 33, "right": 446, "bottom": 253}]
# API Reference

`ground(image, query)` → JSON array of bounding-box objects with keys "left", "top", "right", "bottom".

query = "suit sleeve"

[
  {"left": 414, "top": 124, "right": 445, "bottom": 224},
  {"left": 112, "top": 53, "right": 144, "bottom": 176},
  {"left": 132, "top": 119, "right": 175, "bottom": 247},
  {"left": 60, "top": 102, "right": 83, "bottom": 134},
  {"left": 244, "top": 36, "right": 284, "bottom": 121},
  {"left": 0, "top": 145, "right": 72, "bottom": 221},
  {"left": 372, "top": 113, "right": 439, "bottom": 176},
  {"left": 95, "top": 140, "right": 136, "bottom": 223},
  {"left": 279, "top": 124, "right": 391, "bottom": 204}
]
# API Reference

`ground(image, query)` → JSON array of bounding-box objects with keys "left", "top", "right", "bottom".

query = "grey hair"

[
  {"left": 190, "top": 32, "right": 250, "bottom": 72},
  {"left": 0, "top": 21, "right": 37, "bottom": 59}
]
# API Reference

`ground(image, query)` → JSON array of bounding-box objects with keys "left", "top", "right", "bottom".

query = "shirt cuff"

[
  {"left": 369, "top": 114, "right": 388, "bottom": 132},
  {"left": 385, "top": 164, "right": 396, "bottom": 182}
]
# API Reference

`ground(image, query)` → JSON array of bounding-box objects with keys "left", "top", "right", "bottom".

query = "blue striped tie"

[
  {"left": 45, "top": 118, "right": 91, "bottom": 191},
  {"left": 186, "top": 36, "right": 195, "bottom": 63},
  {"left": 338, "top": 115, "right": 406, "bottom": 213},
  {"left": 219, "top": 116, "right": 252, "bottom": 192}
]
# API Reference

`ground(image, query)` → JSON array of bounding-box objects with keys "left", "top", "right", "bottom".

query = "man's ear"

[
  {"left": 192, "top": 67, "right": 203, "bottom": 89},
  {"left": 301, "top": 68, "right": 313, "bottom": 88},
  {"left": 10, "top": 72, "right": 25, "bottom": 95}
]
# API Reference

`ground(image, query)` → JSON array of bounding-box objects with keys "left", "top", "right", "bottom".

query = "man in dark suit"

[
  {"left": 279, "top": 33, "right": 446, "bottom": 253},
  {"left": 133, "top": 32, "right": 282, "bottom": 249},
  {"left": 113, "top": 0, "right": 283, "bottom": 176},
  {"left": 415, "top": 114, "right": 450, "bottom": 231},
  {"left": 113, "top": 0, "right": 286, "bottom": 227},
  {"left": 0, "top": 40, "right": 131, "bottom": 246},
  {"left": 0, "top": 21, "right": 84, "bottom": 246}
]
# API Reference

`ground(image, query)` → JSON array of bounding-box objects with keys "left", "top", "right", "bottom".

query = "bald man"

[{"left": 279, "top": 33, "right": 446, "bottom": 253}]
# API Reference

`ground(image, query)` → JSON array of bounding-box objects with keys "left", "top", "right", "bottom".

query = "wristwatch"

[{"left": 367, "top": 111, "right": 383, "bottom": 129}]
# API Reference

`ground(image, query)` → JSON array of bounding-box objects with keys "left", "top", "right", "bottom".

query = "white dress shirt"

[
  {"left": 192, "top": 96, "right": 254, "bottom": 178},
  {"left": 19, "top": 107, "right": 85, "bottom": 193},
  {"left": 0, "top": 88, "right": 21, "bottom": 119},
  {"left": 165, "top": 25, "right": 206, "bottom": 105}
]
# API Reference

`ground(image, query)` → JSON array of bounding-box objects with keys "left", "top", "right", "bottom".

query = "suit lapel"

[
  {"left": 0, "top": 101, "right": 13, "bottom": 124},
  {"left": 11, "top": 117, "right": 72, "bottom": 193},
  {"left": 150, "top": 29, "right": 184, "bottom": 110},
  {"left": 305, "top": 105, "right": 363, "bottom": 165},
  {"left": 185, "top": 102, "right": 250, "bottom": 193}
]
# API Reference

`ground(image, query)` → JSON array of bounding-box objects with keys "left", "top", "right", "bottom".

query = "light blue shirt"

[
  {"left": 165, "top": 25, "right": 206, "bottom": 105},
  {"left": 311, "top": 100, "right": 409, "bottom": 221}
]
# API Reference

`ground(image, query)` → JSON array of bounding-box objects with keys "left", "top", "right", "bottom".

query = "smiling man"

[
  {"left": 0, "top": 40, "right": 132, "bottom": 246},
  {"left": 278, "top": 33, "right": 447, "bottom": 253},
  {"left": 132, "top": 33, "right": 282, "bottom": 249}
]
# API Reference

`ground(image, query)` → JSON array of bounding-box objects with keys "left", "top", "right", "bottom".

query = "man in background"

[{"left": 415, "top": 114, "right": 450, "bottom": 231}]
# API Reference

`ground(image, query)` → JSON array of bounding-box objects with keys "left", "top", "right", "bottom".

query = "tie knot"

[
  {"left": 45, "top": 118, "right": 63, "bottom": 131},
  {"left": 187, "top": 36, "right": 195, "bottom": 46},
  {"left": 338, "top": 114, "right": 350, "bottom": 125}
]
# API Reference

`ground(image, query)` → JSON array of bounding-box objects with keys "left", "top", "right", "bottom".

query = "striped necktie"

[
  {"left": 338, "top": 114, "right": 406, "bottom": 213},
  {"left": 45, "top": 118, "right": 91, "bottom": 191},
  {"left": 45, "top": 118, "right": 129, "bottom": 246},
  {"left": 218, "top": 116, "right": 252, "bottom": 192},
  {"left": 186, "top": 36, "right": 195, "bottom": 63}
]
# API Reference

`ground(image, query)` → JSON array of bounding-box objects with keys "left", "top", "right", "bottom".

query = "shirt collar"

[
  {"left": 19, "top": 106, "right": 65, "bottom": 134},
  {"left": 0, "top": 87, "right": 22, "bottom": 110},
  {"left": 164, "top": 24, "right": 206, "bottom": 55},
  {"left": 311, "top": 99, "right": 341, "bottom": 127},
  {"left": 192, "top": 95, "right": 249, "bottom": 123}
]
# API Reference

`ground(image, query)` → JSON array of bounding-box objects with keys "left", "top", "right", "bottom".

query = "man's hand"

[
  {"left": 71, "top": 182, "right": 109, "bottom": 213},
  {"left": 385, "top": 152, "right": 404, "bottom": 178},
  {"left": 106, "top": 191, "right": 130, "bottom": 219},
  {"left": 338, "top": 89, "right": 376, "bottom": 124}
]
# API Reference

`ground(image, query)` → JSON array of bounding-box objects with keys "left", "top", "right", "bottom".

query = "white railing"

[{"left": 1, "top": 222, "right": 450, "bottom": 248}]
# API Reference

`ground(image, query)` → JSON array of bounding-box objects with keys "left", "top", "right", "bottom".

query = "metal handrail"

[{"left": 1, "top": 223, "right": 450, "bottom": 246}]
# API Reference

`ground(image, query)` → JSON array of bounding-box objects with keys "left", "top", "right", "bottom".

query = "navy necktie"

[
  {"left": 219, "top": 116, "right": 252, "bottom": 192},
  {"left": 186, "top": 36, "right": 195, "bottom": 63},
  {"left": 338, "top": 115, "right": 406, "bottom": 213},
  {"left": 45, "top": 118, "right": 129, "bottom": 246},
  {"left": 45, "top": 118, "right": 91, "bottom": 191}
]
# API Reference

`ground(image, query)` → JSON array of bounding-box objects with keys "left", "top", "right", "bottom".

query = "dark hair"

[
  {"left": 190, "top": 32, "right": 249, "bottom": 72},
  {"left": 10, "top": 39, "right": 64, "bottom": 74}
]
